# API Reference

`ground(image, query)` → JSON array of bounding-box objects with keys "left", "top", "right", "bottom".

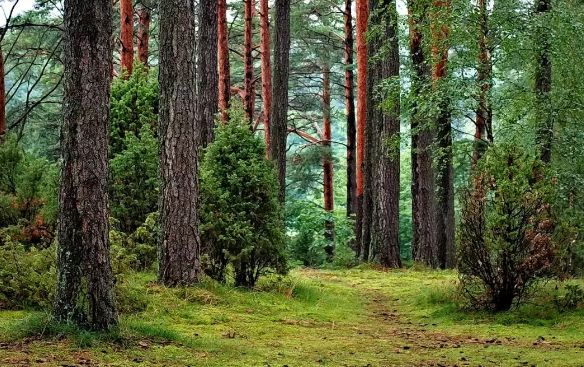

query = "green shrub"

[
  {"left": 200, "top": 108, "right": 287, "bottom": 287},
  {"left": 0, "top": 236, "right": 57, "bottom": 309},
  {"left": 553, "top": 283, "right": 584, "bottom": 312},
  {"left": 110, "top": 213, "right": 159, "bottom": 274},
  {"left": 110, "top": 63, "right": 158, "bottom": 157},
  {"left": 287, "top": 201, "right": 356, "bottom": 268},
  {"left": 109, "top": 65, "right": 159, "bottom": 233},
  {"left": 458, "top": 144, "right": 564, "bottom": 311},
  {"left": 0, "top": 137, "right": 58, "bottom": 247}
]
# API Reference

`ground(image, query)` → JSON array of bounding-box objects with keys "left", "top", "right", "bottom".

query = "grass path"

[{"left": 1, "top": 268, "right": 584, "bottom": 366}]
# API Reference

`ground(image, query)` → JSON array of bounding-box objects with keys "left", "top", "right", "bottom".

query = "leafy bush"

[
  {"left": 0, "top": 236, "right": 57, "bottom": 309},
  {"left": 110, "top": 213, "right": 159, "bottom": 274},
  {"left": 110, "top": 63, "right": 158, "bottom": 156},
  {"left": 287, "top": 201, "right": 356, "bottom": 268},
  {"left": 200, "top": 108, "right": 287, "bottom": 287},
  {"left": 553, "top": 283, "right": 584, "bottom": 312},
  {"left": 457, "top": 144, "right": 563, "bottom": 311},
  {"left": 0, "top": 137, "right": 58, "bottom": 248},
  {"left": 109, "top": 65, "right": 159, "bottom": 233}
]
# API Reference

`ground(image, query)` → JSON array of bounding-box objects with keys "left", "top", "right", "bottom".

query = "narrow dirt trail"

[{"left": 303, "top": 269, "right": 584, "bottom": 367}]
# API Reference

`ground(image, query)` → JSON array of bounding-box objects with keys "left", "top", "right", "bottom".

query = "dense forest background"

[{"left": 0, "top": 0, "right": 583, "bottom": 327}]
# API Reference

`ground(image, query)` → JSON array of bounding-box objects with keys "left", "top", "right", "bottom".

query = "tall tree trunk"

[
  {"left": 120, "top": 0, "right": 134, "bottom": 76},
  {"left": 322, "top": 64, "right": 335, "bottom": 260},
  {"left": 137, "top": 3, "right": 151, "bottom": 66},
  {"left": 218, "top": 0, "right": 230, "bottom": 122},
  {"left": 269, "top": 0, "right": 291, "bottom": 203},
  {"left": 158, "top": 0, "right": 202, "bottom": 286},
  {"left": 355, "top": 0, "right": 369, "bottom": 259},
  {"left": 259, "top": 0, "right": 272, "bottom": 151},
  {"left": 0, "top": 44, "right": 5, "bottom": 140},
  {"left": 367, "top": 0, "right": 401, "bottom": 268},
  {"left": 243, "top": 0, "right": 255, "bottom": 121},
  {"left": 408, "top": 0, "right": 437, "bottom": 267},
  {"left": 53, "top": 0, "right": 117, "bottom": 330},
  {"left": 344, "top": 0, "right": 357, "bottom": 220},
  {"left": 472, "top": 0, "right": 492, "bottom": 166},
  {"left": 197, "top": 0, "right": 219, "bottom": 145},
  {"left": 534, "top": 0, "right": 552, "bottom": 164},
  {"left": 431, "top": 0, "right": 455, "bottom": 269}
]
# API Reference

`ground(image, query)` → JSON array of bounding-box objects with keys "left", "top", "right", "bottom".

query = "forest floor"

[{"left": 2, "top": 267, "right": 584, "bottom": 366}]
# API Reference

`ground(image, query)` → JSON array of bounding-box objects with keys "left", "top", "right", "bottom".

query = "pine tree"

[
  {"left": 322, "top": 64, "right": 335, "bottom": 258},
  {"left": 344, "top": 0, "right": 357, "bottom": 219},
  {"left": 367, "top": 0, "right": 401, "bottom": 268},
  {"left": 431, "top": 0, "right": 455, "bottom": 269},
  {"left": 409, "top": 0, "right": 438, "bottom": 267},
  {"left": 534, "top": 0, "right": 552, "bottom": 164},
  {"left": 355, "top": 0, "right": 369, "bottom": 259},
  {"left": 472, "top": 0, "right": 493, "bottom": 166},
  {"left": 120, "top": 0, "right": 134, "bottom": 76},
  {"left": 243, "top": 0, "right": 255, "bottom": 121},
  {"left": 259, "top": 0, "right": 272, "bottom": 150},
  {"left": 0, "top": 44, "right": 5, "bottom": 141},
  {"left": 158, "top": 0, "right": 202, "bottom": 286},
  {"left": 137, "top": 2, "right": 151, "bottom": 66},
  {"left": 218, "top": 0, "right": 231, "bottom": 122},
  {"left": 270, "top": 0, "right": 291, "bottom": 203},
  {"left": 53, "top": 0, "right": 117, "bottom": 330},
  {"left": 197, "top": 0, "right": 219, "bottom": 145}
]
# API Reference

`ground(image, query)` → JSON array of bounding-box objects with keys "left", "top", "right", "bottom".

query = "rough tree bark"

[
  {"left": 158, "top": 0, "right": 202, "bottom": 286},
  {"left": 322, "top": 64, "right": 335, "bottom": 259},
  {"left": 218, "top": 0, "right": 230, "bottom": 122},
  {"left": 0, "top": 44, "right": 5, "bottom": 140},
  {"left": 534, "top": 0, "right": 552, "bottom": 164},
  {"left": 270, "top": 0, "right": 291, "bottom": 203},
  {"left": 197, "top": 0, "right": 219, "bottom": 145},
  {"left": 137, "top": 2, "right": 151, "bottom": 66},
  {"left": 355, "top": 0, "right": 369, "bottom": 259},
  {"left": 53, "top": 0, "right": 117, "bottom": 330},
  {"left": 408, "top": 0, "right": 437, "bottom": 267},
  {"left": 120, "top": 0, "right": 133, "bottom": 76},
  {"left": 367, "top": 0, "right": 401, "bottom": 268},
  {"left": 243, "top": 0, "right": 254, "bottom": 121},
  {"left": 472, "top": 0, "right": 492, "bottom": 166},
  {"left": 431, "top": 0, "right": 455, "bottom": 269},
  {"left": 344, "top": 0, "right": 357, "bottom": 219},
  {"left": 259, "top": 0, "right": 272, "bottom": 150}
]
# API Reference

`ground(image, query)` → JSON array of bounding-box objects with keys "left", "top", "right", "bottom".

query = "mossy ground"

[{"left": 2, "top": 267, "right": 584, "bottom": 366}]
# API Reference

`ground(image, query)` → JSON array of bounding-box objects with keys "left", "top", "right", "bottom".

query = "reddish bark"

[
  {"left": 259, "top": 0, "right": 272, "bottom": 151},
  {"left": 355, "top": 0, "right": 369, "bottom": 258},
  {"left": 137, "top": 4, "right": 151, "bottom": 66},
  {"left": 0, "top": 44, "right": 5, "bottom": 140},
  {"left": 120, "top": 0, "right": 134, "bottom": 76},
  {"left": 431, "top": 0, "right": 455, "bottom": 269},
  {"left": 218, "top": 0, "right": 230, "bottom": 121},
  {"left": 323, "top": 66, "right": 334, "bottom": 214},
  {"left": 344, "top": 0, "right": 357, "bottom": 218},
  {"left": 323, "top": 65, "right": 334, "bottom": 258},
  {"left": 243, "top": 0, "right": 255, "bottom": 121}
]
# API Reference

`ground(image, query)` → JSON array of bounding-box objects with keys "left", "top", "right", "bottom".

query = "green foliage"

[
  {"left": 0, "top": 137, "right": 58, "bottom": 247},
  {"left": 109, "top": 65, "right": 159, "bottom": 233},
  {"left": 286, "top": 201, "right": 356, "bottom": 268},
  {"left": 554, "top": 283, "right": 584, "bottom": 312},
  {"left": 0, "top": 236, "right": 57, "bottom": 310},
  {"left": 200, "top": 109, "right": 287, "bottom": 287},
  {"left": 458, "top": 144, "right": 564, "bottom": 311},
  {"left": 110, "top": 64, "right": 158, "bottom": 156},
  {"left": 110, "top": 213, "right": 159, "bottom": 274}
]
